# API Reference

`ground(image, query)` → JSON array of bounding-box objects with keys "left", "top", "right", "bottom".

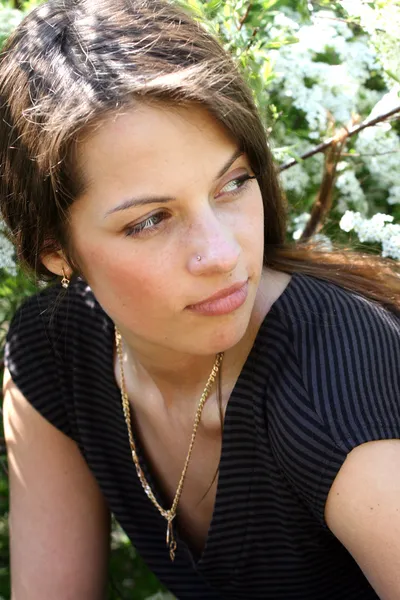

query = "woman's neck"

[{"left": 115, "top": 269, "right": 291, "bottom": 407}]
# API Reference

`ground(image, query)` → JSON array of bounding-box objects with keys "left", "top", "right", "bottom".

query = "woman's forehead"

[{"left": 75, "top": 103, "right": 238, "bottom": 190}]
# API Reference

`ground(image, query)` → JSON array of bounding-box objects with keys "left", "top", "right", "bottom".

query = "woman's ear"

[{"left": 41, "top": 249, "right": 72, "bottom": 279}]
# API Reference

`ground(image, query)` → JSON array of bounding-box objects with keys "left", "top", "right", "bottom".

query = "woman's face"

[{"left": 69, "top": 103, "right": 264, "bottom": 357}]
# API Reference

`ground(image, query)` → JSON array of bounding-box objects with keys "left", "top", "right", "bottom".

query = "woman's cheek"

[
  {"left": 94, "top": 245, "right": 178, "bottom": 307},
  {"left": 233, "top": 193, "right": 264, "bottom": 250}
]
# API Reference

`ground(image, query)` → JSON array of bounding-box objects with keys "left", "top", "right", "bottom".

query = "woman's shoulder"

[
  {"left": 6, "top": 277, "right": 111, "bottom": 364},
  {"left": 8, "top": 277, "right": 107, "bottom": 332},
  {"left": 242, "top": 271, "right": 398, "bottom": 392},
  {"left": 5, "top": 278, "right": 112, "bottom": 440},
  {"left": 264, "top": 272, "right": 400, "bottom": 526},
  {"left": 273, "top": 271, "right": 400, "bottom": 335},
  {"left": 273, "top": 272, "right": 400, "bottom": 439}
]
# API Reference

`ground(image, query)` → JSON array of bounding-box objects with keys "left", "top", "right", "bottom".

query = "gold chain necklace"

[{"left": 115, "top": 327, "right": 224, "bottom": 562}]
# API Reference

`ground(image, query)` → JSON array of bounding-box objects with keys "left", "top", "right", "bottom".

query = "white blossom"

[
  {"left": 279, "top": 163, "right": 310, "bottom": 196},
  {"left": 367, "top": 85, "right": 400, "bottom": 122},
  {"left": 291, "top": 212, "right": 311, "bottom": 240},
  {"left": 0, "top": 231, "right": 17, "bottom": 276},
  {"left": 336, "top": 169, "right": 367, "bottom": 213},
  {"left": 339, "top": 0, "right": 400, "bottom": 82},
  {"left": 312, "top": 233, "right": 333, "bottom": 252},
  {"left": 339, "top": 210, "right": 400, "bottom": 260},
  {"left": 270, "top": 9, "right": 379, "bottom": 133},
  {"left": 339, "top": 210, "right": 363, "bottom": 232},
  {"left": 290, "top": 213, "right": 333, "bottom": 249},
  {"left": 265, "top": 3, "right": 399, "bottom": 223},
  {"left": 388, "top": 185, "right": 400, "bottom": 206},
  {"left": 355, "top": 127, "right": 400, "bottom": 205},
  {"left": 0, "top": 6, "right": 23, "bottom": 43},
  {"left": 382, "top": 235, "right": 400, "bottom": 260}
]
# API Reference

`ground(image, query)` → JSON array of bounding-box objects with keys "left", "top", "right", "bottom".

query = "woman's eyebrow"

[
  {"left": 103, "top": 147, "right": 244, "bottom": 218},
  {"left": 215, "top": 147, "right": 243, "bottom": 179},
  {"left": 103, "top": 194, "right": 175, "bottom": 217}
]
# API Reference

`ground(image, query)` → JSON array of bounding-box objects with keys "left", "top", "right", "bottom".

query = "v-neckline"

[{"left": 106, "top": 274, "right": 296, "bottom": 570}]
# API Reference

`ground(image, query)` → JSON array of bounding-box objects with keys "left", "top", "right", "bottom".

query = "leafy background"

[{"left": 0, "top": 0, "right": 399, "bottom": 598}]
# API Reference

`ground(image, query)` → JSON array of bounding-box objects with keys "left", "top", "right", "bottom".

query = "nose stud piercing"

[{"left": 196, "top": 255, "right": 202, "bottom": 262}]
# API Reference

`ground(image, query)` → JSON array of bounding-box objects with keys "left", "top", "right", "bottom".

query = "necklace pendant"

[
  {"left": 166, "top": 518, "right": 173, "bottom": 545},
  {"left": 169, "top": 540, "right": 177, "bottom": 562},
  {"left": 166, "top": 519, "right": 177, "bottom": 561}
]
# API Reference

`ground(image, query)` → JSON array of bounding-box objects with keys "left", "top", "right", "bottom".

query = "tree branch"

[
  {"left": 238, "top": 3, "right": 252, "bottom": 30},
  {"left": 279, "top": 105, "right": 400, "bottom": 172},
  {"left": 300, "top": 134, "right": 346, "bottom": 240},
  {"left": 341, "top": 149, "right": 400, "bottom": 157}
]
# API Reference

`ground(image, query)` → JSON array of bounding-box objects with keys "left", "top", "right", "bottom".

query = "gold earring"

[{"left": 61, "top": 268, "right": 70, "bottom": 289}]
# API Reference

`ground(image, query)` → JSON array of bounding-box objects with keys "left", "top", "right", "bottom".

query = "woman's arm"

[
  {"left": 3, "top": 368, "right": 111, "bottom": 600},
  {"left": 326, "top": 439, "right": 400, "bottom": 600}
]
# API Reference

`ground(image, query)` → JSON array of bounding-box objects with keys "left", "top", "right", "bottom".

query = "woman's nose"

[{"left": 186, "top": 212, "right": 241, "bottom": 276}]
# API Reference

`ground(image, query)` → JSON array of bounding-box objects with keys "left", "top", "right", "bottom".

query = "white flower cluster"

[
  {"left": 269, "top": 6, "right": 399, "bottom": 205},
  {"left": 355, "top": 122, "right": 400, "bottom": 206},
  {"left": 279, "top": 164, "right": 310, "bottom": 196},
  {"left": 291, "top": 213, "right": 333, "bottom": 251},
  {"left": 275, "top": 134, "right": 324, "bottom": 198},
  {"left": 340, "top": 0, "right": 400, "bottom": 82},
  {"left": 0, "top": 6, "right": 23, "bottom": 46},
  {"left": 266, "top": 2, "right": 400, "bottom": 248},
  {"left": 270, "top": 9, "right": 378, "bottom": 133},
  {"left": 0, "top": 245, "right": 17, "bottom": 276},
  {"left": 340, "top": 210, "right": 400, "bottom": 260},
  {"left": 335, "top": 162, "right": 368, "bottom": 213},
  {"left": 291, "top": 212, "right": 310, "bottom": 240},
  {"left": 0, "top": 229, "right": 17, "bottom": 276}
]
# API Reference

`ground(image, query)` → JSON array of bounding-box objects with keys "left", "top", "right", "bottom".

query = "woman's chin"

[
  {"left": 190, "top": 314, "right": 253, "bottom": 356},
  {"left": 187, "top": 295, "right": 259, "bottom": 355}
]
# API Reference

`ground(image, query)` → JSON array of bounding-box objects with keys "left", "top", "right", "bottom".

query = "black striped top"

[{"left": 5, "top": 273, "right": 400, "bottom": 599}]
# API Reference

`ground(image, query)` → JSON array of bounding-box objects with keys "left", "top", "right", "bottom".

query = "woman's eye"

[
  {"left": 124, "top": 211, "right": 168, "bottom": 238},
  {"left": 218, "top": 174, "right": 256, "bottom": 197},
  {"left": 122, "top": 174, "right": 256, "bottom": 238}
]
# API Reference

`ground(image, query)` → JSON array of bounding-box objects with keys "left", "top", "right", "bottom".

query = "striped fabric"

[{"left": 5, "top": 273, "right": 400, "bottom": 599}]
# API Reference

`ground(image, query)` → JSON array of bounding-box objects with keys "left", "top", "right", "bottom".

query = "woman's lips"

[{"left": 186, "top": 280, "right": 249, "bottom": 316}]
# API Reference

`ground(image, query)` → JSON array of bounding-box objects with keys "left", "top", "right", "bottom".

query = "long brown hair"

[{"left": 0, "top": 0, "right": 398, "bottom": 311}]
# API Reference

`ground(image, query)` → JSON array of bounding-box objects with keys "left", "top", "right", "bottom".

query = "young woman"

[{"left": 1, "top": 1, "right": 399, "bottom": 598}]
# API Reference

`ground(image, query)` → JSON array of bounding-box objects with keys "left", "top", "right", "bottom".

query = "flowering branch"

[
  {"left": 300, "top": 134, "right": 346, "bottom": 241},
  {"left": 279, "top": 105, "right": 400, "bottom": 172}
]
